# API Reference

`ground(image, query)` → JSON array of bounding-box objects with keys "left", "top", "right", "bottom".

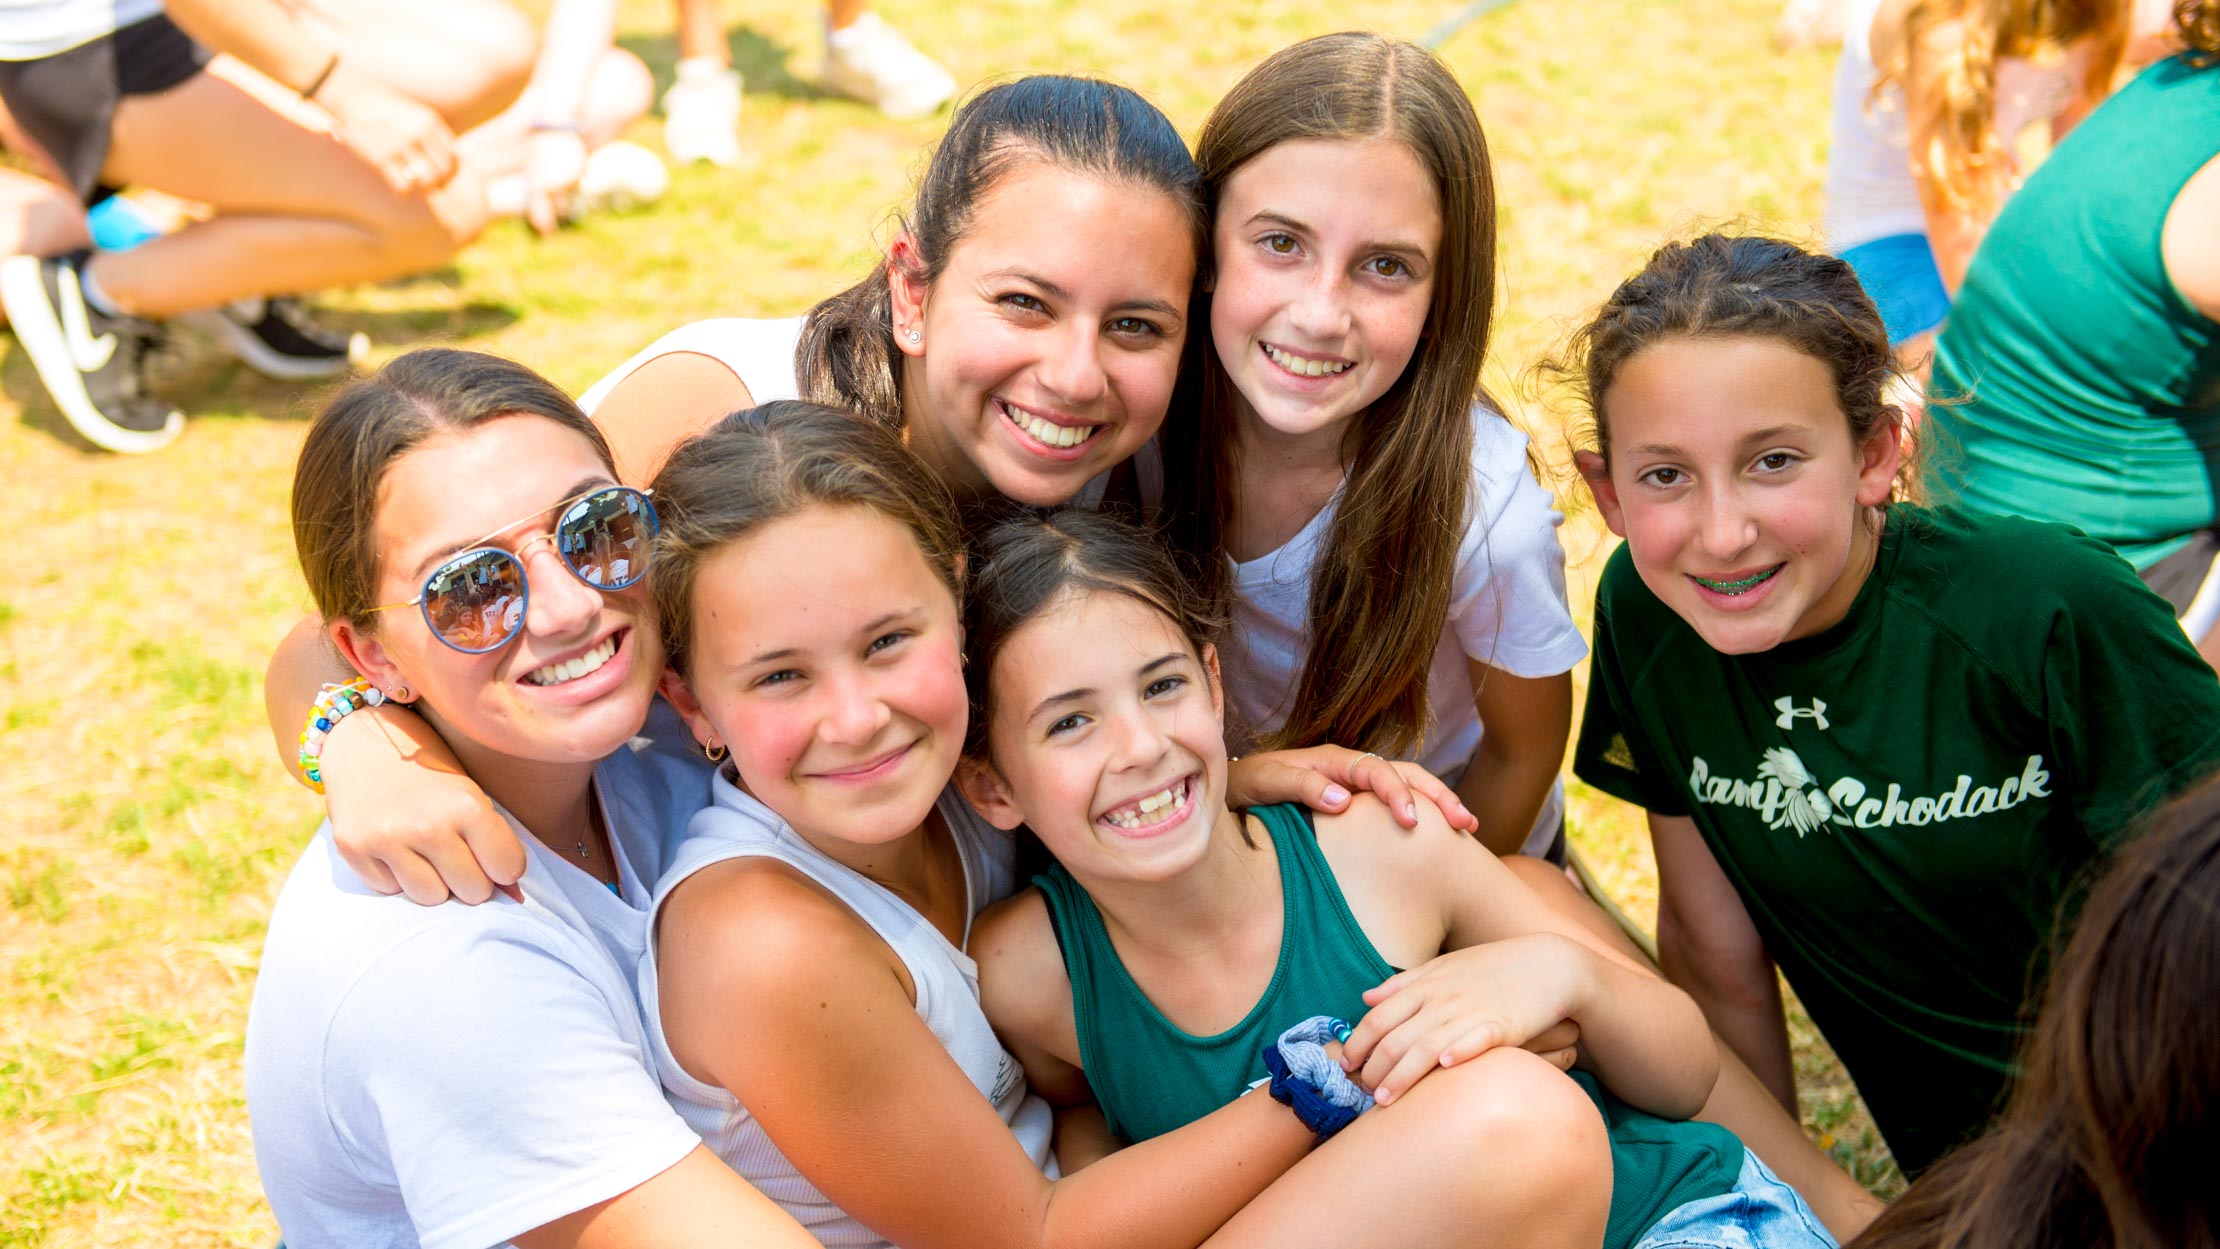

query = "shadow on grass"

[{"left": 621, "top": 24, "right": 829, "bottom": 102}]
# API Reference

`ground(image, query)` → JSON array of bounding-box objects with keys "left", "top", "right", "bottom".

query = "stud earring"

[
  {"left": 388, "top": 685, "right": 411, "bottom": 702},
  {"left": 906, "top": 328, "right": 922, "bottom": 345}
]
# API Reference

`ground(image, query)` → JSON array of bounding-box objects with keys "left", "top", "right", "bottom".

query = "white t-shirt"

[
  {"left": 1220, "top": 406, "right": 1588, "bottom": 855},
  {"left": 0, "top": 0, "right": 166, "bottom": 59},
  {"left": 637, "top": 776, "right": 1056, "bottom": 1248},
  {"left": 245, "top": 744, "right": 714, "bottom": 1249}
]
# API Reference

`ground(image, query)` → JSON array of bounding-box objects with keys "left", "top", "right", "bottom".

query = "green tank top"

[
  {"left": 1930, "top": 55, "right": 2220, "bottom": 567},
  {"left": 1034, "top": 803, "right": 1746, "bottom": 1249}
]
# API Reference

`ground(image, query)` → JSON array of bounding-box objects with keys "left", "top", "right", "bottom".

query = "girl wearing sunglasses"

[
  {"left": 261, "top": 71, "right": 1464, "bottom": 905},
  {"left": 243, "top": 348, "right": 821, "bottom": 1249}
]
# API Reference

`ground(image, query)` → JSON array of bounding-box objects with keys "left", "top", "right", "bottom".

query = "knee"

[
  {"left": 454, "top": 5, "right": 538, "bottom": 125},
  {"left": 1502, "top": 852, "right": 1572, "bottom": 898},
  {"left": 360, "top": 170, "right": 487, "bottom": 271},
  {"left": 1420, "top": 1048, "right": 1612, "bottom": 1202},
  {"left": 584, "top": 49, "right": 655, "bottom": 140}
]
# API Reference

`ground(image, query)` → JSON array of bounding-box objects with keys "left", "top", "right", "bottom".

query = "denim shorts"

[
  {"left": 1839, "top": 232, "right": 1950, "bottom": 346},
  {"left": 1634, "top": 1151, "right": 1839, "bottom": 1249}
]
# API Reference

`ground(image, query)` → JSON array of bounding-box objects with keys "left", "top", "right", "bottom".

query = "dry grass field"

[{"left": 0, "top": 0, "right": 1901, "bottom": 1242}]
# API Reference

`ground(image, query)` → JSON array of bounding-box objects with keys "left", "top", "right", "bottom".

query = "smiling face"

[
  {"left": 1583, "top": 335, "right": 1902, "bottom": 655},
  {"left": 891, "top": 162, "right": 1196, "bottom": 507},
  {"left": 1208, "top": 136, "right": 1442, "bottom": 451},
  {"left": 337, "top": 415, "right": 661, "bottom": 773},
  {"left": 663, "top": 503, "right": 967, "bottom": 848},
  {"left": 962, "top": 589, "right": 1236, "bottom": 885}
]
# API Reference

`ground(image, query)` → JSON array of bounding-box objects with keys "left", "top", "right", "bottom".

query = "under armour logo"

[
  {"left": 57, "top": 271, "right": 116, "bottom": 373},
  {"left": 1774, "top": 696, "right": 1829, "bottom": 731}
]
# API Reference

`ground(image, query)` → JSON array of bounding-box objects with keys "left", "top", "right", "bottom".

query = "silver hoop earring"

[{"left": 906, "top": 328, "right": 921, "bottom": 345}]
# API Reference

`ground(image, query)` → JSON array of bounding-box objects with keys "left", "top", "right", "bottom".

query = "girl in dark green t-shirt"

[
  {"left": 1566, "top": 234, "right": 2220, "bottom": 1177},
  {"left": 957, "top": 509, "right": 1838, "bottom": 1249}
]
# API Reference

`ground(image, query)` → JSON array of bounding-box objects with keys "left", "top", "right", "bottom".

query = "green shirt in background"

[
  {"left": 1929, "top": 55, "right": 2220, "bottom": 569},
  {"left": 1574, "top": 505, "right": 2220, "bottom": 1174},
  {"left": 1035, "top": 802, "right": 1745, "bottom": 1249}
]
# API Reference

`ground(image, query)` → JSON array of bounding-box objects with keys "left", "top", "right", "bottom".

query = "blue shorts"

[
  {"left": 1839, "top": 233, "right": 1950, "bottom": 346},
  {"left": 1634, "top": 1151, "right": 1839, "bottom": 1249}
]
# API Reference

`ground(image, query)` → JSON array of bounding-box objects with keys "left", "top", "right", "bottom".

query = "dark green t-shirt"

[
  {"left": 1574, "top": 505, "right": 2220, "bottom": 1173},
  {"left": 1035, "top": 803, "right": 1744, "bottom": 1249}
]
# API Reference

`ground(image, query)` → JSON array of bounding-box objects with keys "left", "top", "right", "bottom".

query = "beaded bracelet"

[{"left": 297, "top": 678, "right": 391, "bottom": 794}]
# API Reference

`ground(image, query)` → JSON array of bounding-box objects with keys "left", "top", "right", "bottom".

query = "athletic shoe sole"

[
  {"left": 183, "top": 308, "right": 368, "bottom": 381},
  {"left": 0, "top": 255, "right": 182, "bottom": 453}
]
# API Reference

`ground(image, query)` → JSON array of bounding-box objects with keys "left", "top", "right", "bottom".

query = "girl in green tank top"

[{"left": 957, "top": 509, "right": 1838, "bottom": 1249}]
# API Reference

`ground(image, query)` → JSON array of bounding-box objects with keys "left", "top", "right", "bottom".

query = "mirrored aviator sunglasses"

[{"left": 370, "top": 485, "right": 660, "bottom": 654}]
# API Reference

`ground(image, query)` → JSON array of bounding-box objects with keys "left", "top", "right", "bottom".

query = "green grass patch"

[{"left": 3, "top": 851, "right": 74, "bottom": 925}]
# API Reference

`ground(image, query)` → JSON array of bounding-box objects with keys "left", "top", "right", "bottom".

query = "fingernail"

[
  {"left": 1323, "top": 784, "right": 1351, "bottom": 804},
  {"left": 1404, "top": 802, "right": 1418, "bottom": 822}
]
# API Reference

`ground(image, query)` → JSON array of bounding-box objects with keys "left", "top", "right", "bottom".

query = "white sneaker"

[
  {"left": 577, "top": 140, "right": 671, "bottom": 216},
  {"left": 662, "top": 58, "right": 742, "bottom": 167},
  {"left": 821, "top": 12, "right": 957, "bottom": 120}
]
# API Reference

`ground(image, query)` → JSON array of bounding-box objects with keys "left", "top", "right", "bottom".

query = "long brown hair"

[
  {"left": 293, "top": 348, "right": 614, "bottom": 630},
  {"left": 1848, "top": 772, "right": 2220, "bottom": 1249},
  {"left": 1873, "top": 0, "right": 2129, "bottom": 215},
  {"left": 647, "top": 400, "right": 963, "bottom": 681},
  {"left": 796, "top": 75, "right": 1205, "bottom": 430},
  {"left": 1161, "top": 32, "right": 1497, "bottom": 757}
]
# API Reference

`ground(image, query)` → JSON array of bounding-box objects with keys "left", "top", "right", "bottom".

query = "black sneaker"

[
  {"left": 1, "top": 251, "right": 182, "bottom": 454},
  {"left": 193, "top": 296, "right": 368, "bottom": 381}
]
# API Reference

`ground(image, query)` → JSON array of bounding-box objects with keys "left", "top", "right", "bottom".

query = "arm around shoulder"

[{"left": 656, "top": 860, "right": 1313, "bottom": 1249}]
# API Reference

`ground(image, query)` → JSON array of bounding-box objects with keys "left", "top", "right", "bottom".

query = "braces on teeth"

[{"left": 1694, "top": 567, "right": 1778, "bottom": 595}]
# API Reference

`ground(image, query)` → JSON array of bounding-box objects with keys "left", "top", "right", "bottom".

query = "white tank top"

[
  {"left": 637, "top": 775, "right": 1056, "bottom": 1247},
  {"left": 578, "top": 316, "right": 808, "bottom": 415},
  {"left": 1822, "top": 0, "right": 2085, "bottom": 251}
]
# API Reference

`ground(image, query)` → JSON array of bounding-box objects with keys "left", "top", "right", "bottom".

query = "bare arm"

[
  {"left": 262, "top": 614, "right": 524, "bottom": 903},
  {"left": 2165, "top": 154, "right": 2220, "bottom": 661},
  {"left": 1330, "top": 799, "right": 1718, "bottom": 1120},
  {"left": 1456, "top": 663, "right": 1573, "bottom": 855},
  {"left": 658, "top": 865, "right": 1312, "bottom": 1249},
  {"left": 2163, "top": 153, "right": 2220, "bottom": 322},
  {"left": 587, "top": 352, "right": 754, "bottom": 487},
  {"left": 1651, "top": 812, "right": 1797, "bottom": 1111},
  {"left": 164, "top": 0, "right": 458, "bottom": 190},
  {"left": 511, "top": 1145, "right": 821, "bottom": 1249}
]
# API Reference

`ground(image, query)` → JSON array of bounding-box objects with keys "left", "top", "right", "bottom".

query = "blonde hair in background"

[{"left": 1874, "top": 0, "right": 2130, "bottom": 215}]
